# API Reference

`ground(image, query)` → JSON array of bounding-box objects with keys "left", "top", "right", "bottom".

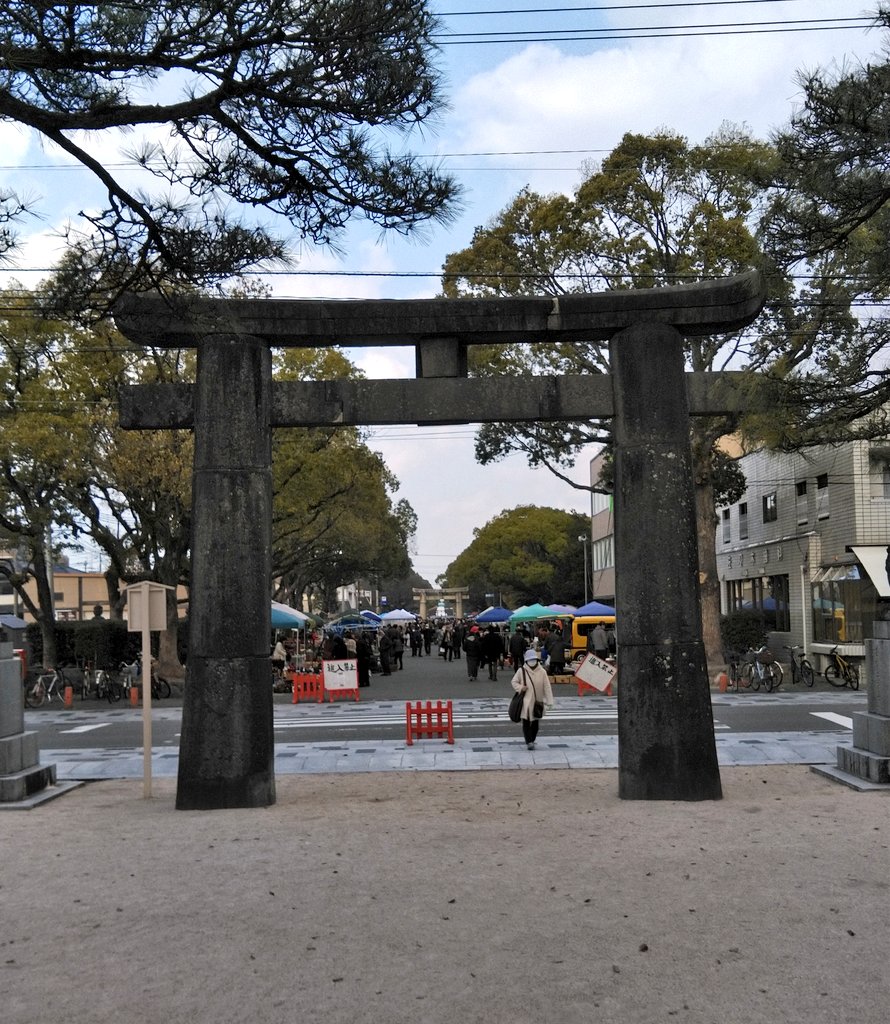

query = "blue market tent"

[
  {"left": 574, "top": 600, "right": 617, "bottom": 617},
  {"left": 475, "top": 605, "right": 513, "bottom": 623},
  {"left": 543, "top": 604, "right": 577, "bottom": 616},
  {"left": 271, "top": 601, "right": 311, "bottom": 628}
]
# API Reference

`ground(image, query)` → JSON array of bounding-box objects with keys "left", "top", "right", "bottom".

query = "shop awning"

[{"left": 849, "top": 545, "right": 890, "bottom": 599}]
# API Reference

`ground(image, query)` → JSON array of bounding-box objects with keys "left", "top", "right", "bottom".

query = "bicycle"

[
  {"left": 94, "top": 668, "right": 123, "bottom": 703},
  {"left": 824, "top": 645, "right": 860, "bottom": 690},
  {"left": 742, "top": 646, "right": 783, "bottom": 692},
  {"left": 725, "top": 651, "right": 743, "bottom": 691},
  {"left": 120, "top": 656, "right": 171, "bottom": 700},
  {"left": 23, "top": 666, "right": 68, "bottom": 708},
  {"left": 783, "top": 644, "right": 814, "bottom": 687}
]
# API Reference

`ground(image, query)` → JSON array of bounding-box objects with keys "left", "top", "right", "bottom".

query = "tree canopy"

[
  {"left": 440, "top": 126, "right": 881, "bottom": 667},
  {"left": 442, "top": 505, "right": 590, "bottom": 609},
  {"left": 0, "top": 1, "right": 460, "bottom": 294},
  {"left": 762, "top": 7, "right": 890, "bottom": 435}
]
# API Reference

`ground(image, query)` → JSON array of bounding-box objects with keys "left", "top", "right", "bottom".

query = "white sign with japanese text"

[
  {"left": 574, "top": 653, "right": 617, "bottom": 692},
  {"left": 322, "top": 659, "right": 359, "bottom": 691}
]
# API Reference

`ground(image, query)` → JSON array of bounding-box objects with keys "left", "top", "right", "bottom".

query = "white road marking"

[
  {"left": 811, "top": 712, "right": 853, "bottom": 729},
  {"left": 60, "top": 723, "right": 112, "bottom": 734}
]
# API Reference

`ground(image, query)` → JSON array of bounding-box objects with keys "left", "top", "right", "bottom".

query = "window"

[
  {"left": 816, "top": 473, "right": 829, "bottom": 520},
  {"left": 592, "top": 536, "right": 613, "bottom": 571},
  {"left": 726, "top": 573, "right": 790, "bottom": 632},
  {"left": 811, "top": 564, "right": 873, "bottom": 644},
  {"left": 721, "top": 509, "right": 730, "bottom": 544},
  {"left": 796, "top": 480, "right": 808, "bottom": 524},
  {"left": 868, "top": 461, "right": 890, "bottom": 500},
  {"left": 591, "top": 489, "right": 611, "bottom": 516},
  {"left": 762, "top": 492, "right": 777, "bottom": 523},
  {"left": 738, "top": 502, "right": 748, "bottom": 540}
]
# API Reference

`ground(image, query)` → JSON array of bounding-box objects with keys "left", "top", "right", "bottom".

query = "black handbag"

[
  {"left": 508, "top": 689, "right": 523, "bottom": 723},
  {"left": 528, "top": 672, "right": 545, "bottom": 719}
]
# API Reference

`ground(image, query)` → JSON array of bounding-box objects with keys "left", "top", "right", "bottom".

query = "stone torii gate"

[
  {"left": 413, "top": 588, "right": 470, "bottom": 619},
  {"left": 116, "top": 271, "right": 765, "bottom": 810}
]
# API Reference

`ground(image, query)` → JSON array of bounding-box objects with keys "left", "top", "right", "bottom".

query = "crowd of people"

[
  {"left": 273, "top": 615, "right": 616, "bottom": 750},
  {"left": 275, "top": 616, "right": 617, "bottom": 685}
]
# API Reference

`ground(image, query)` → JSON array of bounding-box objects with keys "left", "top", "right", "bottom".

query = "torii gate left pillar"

[
  {"left": 181, "top": 333, "right": 275, "bottom": 809},
  {"left": 116, "top": 272, "right": 765, "bottom": 810}
]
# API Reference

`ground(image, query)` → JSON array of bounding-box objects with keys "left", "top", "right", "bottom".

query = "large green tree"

[
  {"left": 0, "top": 1, "right": 460, "bottom": 298},
  {"left": 0, "top": 286, "right": 96, "bottom": 667},
  {"left": 272, "top": 351, "right": 416, "bottom": 612},
  {"left": 441, "top": 127, "right": 867, "bottom": 668},
  {"left": 443, "top": 505, "right": 590, "bottom": 609},
  {"left": 1, "top": 280, "right": 419, "bottom": 667},
  {"left": 762, "top": 7, "right": 890, "bottom": 435}
]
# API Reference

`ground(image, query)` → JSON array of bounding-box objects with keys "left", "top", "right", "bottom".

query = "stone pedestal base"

[
  {"left": 0, "top": 641, "right": 69, "bottom": 808},
  {"left": 819, "top": 621, "right": 890, "bottom": 790}
]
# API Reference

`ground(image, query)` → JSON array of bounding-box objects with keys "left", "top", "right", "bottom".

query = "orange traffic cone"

[{"left": 63, "top": 685, "right": 74, "bottom": 708}]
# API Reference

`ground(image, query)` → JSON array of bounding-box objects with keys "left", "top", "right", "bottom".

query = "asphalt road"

[{"left": 22, "top": 649, "right": 867, "bottom": 752}]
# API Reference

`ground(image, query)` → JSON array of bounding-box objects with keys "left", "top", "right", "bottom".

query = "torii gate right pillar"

[{"left": 611, "top": 322, "right": 722, "bottom": 800}]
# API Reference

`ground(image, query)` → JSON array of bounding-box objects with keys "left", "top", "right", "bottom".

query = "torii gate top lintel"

[{"left": 113, "top": 270, "right": 763, "bottom": 348}]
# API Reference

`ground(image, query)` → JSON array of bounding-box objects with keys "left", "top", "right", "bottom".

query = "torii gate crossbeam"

[{"left": 115, "top": 272, "right": 765, "bottom": 810}]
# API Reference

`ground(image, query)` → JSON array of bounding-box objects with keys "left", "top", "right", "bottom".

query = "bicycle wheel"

[
  {"left": 800, "top": 659, "right": 815, "bottom": 687},
  {"left": 847, "top": 664, "right": 860, "bottom": 691},
  {"left": 24, "top": 680, "right": 45, "bottom": 708},
  {"left": 153, "top": 677, "right": 172, "bottom": 699},
  {"left": 768, "top": 663, "right": 783, "bottom": 692},
  {"left": 825, "top": 664, "right": 845, "bottom": 687},
  {"left": 743, "top": 664, "right": 760, "bottom": 691},
  {"left": 726, "top": 663, "right": 739, "bottom": 692},
  {"left": 106, "top": 676, "right": 123, "bottom": 703}
]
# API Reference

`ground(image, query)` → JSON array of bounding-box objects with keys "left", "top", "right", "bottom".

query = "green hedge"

[
  {"left": 720, "top": 610, "right": 769, "bottom": 657},
  {"left": 26, "top": 619, "right": 138, "bottom": 670}
]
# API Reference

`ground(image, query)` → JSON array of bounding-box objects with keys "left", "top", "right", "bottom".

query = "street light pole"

[{"left": 578, "top": 534, "right": 589, "bottom": 605}]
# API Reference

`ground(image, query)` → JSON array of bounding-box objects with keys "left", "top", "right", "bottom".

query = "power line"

[
  {"left": 441, "top": 1, "right": 815, "bottom": 14},
  {"left": 438, "top": 15, "right": 868, "bottom": 39}
]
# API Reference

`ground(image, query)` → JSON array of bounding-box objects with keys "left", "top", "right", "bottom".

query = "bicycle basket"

[{"left": 755, "top": 648, "right": 774, "bottom": 665}]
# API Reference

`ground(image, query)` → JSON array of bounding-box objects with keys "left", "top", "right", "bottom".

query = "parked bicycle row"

[
  {"left": 724, "top": 643, "right": 859, "bottom": 693},
  {"left": 23, "top": 656, "right": 172, "bottom": 708}
]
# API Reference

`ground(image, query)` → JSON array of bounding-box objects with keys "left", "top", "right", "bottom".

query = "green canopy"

[{"left": 508, "top": 602, "right": 553, "bottom": 624}]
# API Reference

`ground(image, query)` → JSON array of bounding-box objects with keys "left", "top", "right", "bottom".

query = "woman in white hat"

[{"left": 510, "top": 648, "right": 555, "bottom": 750}]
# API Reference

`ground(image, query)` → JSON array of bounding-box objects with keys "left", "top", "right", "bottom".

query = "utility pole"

[{"left": 578, "top": 534, "right": 589, "bottom": 605}]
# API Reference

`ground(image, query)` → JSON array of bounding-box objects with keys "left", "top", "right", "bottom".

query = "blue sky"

[{"left": 0, "top": 2, "right": 883, "bottom": 583}]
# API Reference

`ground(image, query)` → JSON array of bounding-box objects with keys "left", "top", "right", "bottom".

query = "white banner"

[{"left": 322, "top": 659, "right": 359, "bottom": 691}]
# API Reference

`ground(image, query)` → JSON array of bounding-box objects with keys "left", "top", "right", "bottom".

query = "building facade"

[
  {"left": 716, "top": 441, "right": 890, "bottom": 673},
  {"left": 589, "top": 449, "right": 616, "bottom": 606}
]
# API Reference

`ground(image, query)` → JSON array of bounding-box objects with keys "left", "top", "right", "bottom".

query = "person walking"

[
  {"left": 463, "top": 625, "right": 482, "bottom": 680},
  {"left": 356, "top": 633, "right": 372, "bottom": 687},
  {"left": 481, "top": 625, "right": 503, "bottom": 681},
  {"left": 441, "top": 623, "right": 454, "bottom": 661},
  {"left": 451, "top": 620, "right": 464, "bottom": 660},
  {"left": 546, "top": 626, "right": 568, "bottom": 676},
  {"left": 391, "top": 626, "right": 404, "bottom": 670},
  {"left": 589, "top": 621, "right": 609, "bottom": 661},
  {"left": 508, "top": 626, "right": 528, "bottom": 669},
  {"left": 511, "top": 648, "right": 555, "bottom": 750},
  {"left": 378, "top": 627, "right": 393, "bottom": 676}
]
